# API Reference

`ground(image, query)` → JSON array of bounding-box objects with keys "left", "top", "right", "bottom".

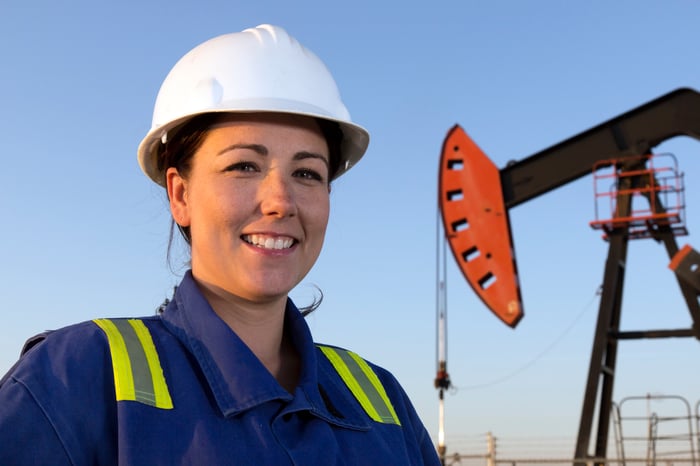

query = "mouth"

[{"left": 242, "top": 234, "right": 296, "bottom": 250}]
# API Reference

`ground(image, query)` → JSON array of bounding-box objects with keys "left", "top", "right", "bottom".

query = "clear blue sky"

[{"left": 3, "top": 0, "right": 700, "bottom": 454}]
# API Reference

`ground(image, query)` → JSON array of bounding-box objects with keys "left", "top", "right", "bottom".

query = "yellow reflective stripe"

[
  {"left": 93, "top": 319, "right": 136, "bottom": 402},
  {"left": 319, "top": 346, "right": 401, "bottom": 425},
  {"left": 321, "top": 347, "right": 378, "bottom": 420},
  {"left": 347, "top": 351, "right": 400, "bottom": 424},
  {"left": 112, "top": 319, "right": 155, "bottom": 406},
  {"left": 93, "top": 318, "right": 173, "bottom": 410},
  {"left": 128, "top": 320, "right": 173, "bottom": 409}
]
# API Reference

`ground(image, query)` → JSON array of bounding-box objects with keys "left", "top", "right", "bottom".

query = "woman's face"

[{"left": 167, "top": 113, "right": 331, "bottom": 304}]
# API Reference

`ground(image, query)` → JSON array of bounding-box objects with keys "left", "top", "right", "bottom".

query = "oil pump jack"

[{"left": 436, "top": 88, "right": 700, "bottom": 464}]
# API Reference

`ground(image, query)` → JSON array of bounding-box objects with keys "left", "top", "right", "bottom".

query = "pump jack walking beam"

[
  {"left": 500, "top": 87, "right": 700, "bottom": 208},
  {"left": 439, "top": 88, "right": 700, "bottom": 465}
]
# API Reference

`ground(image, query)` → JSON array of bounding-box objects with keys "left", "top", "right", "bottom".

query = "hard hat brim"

[{"left": 137, "top": 100, "right": 369, "bottom": 187}]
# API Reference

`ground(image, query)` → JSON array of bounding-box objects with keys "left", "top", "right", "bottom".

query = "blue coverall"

[{"left": 0, "top": 271, "right": 440, "bottom": 465}]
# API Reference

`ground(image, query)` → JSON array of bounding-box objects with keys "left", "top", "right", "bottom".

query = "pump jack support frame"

[
  {"left": 439, "top": 88, "right": 700, "bottom": 465},
  {"left": 574, "top": 169, "right": 699, "bottom": 465}
]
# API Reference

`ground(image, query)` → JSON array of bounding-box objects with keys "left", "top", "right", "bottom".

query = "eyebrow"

[
  {"left": 294, "top": 151, "right": 329, "bottom": 169},
  {"left": 217, "top": 144, "right": 329, "bottom": 169},
  {"left": 216, "top": 143, "right": 267, "bottom": 156}
]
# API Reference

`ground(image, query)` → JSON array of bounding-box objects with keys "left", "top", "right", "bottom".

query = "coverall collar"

[{"left": 160, "top": 271, "right": 369, "bottom": 430}]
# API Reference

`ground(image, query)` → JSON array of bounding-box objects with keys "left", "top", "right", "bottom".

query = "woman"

[{"left": 0, "top": 24, "right": 440, "bottom": 465}]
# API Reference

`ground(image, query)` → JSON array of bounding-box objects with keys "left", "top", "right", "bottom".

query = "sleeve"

[
  {"left": 410, "top": 400, "right": 443, "bottom": 466},
  {"left": 0, "top": 324, "right": 118, "bottom": 466},
  {"left": 372, "top": 364, "right": 442, "bottom": 466},
  {"left": 401, "top": 387, "right": 442, "bottom": 466},
  {"left": 0, "top": 375, "right": 73, "bottom": 465}
]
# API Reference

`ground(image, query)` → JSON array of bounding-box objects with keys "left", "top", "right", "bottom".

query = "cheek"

[
  {"left": 299, "top": 191, "right": 330, "bottom": 246},
  {"left": 311, "top": 195, "right": 331, "bottom": 229},
  {"left": 188, "top": 185, "right": 244, "bottom": 233}
]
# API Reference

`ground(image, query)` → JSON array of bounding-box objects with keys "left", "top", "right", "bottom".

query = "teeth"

[{"left": 244, "top": 234, "right": 294, "bottom": 250}]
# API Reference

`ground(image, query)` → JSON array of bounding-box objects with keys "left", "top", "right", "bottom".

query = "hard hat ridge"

[{"left": 138, "top": 24, "right": 369, "bottom": 186}]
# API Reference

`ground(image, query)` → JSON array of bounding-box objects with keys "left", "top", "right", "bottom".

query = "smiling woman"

[
  {"left": 0, "top": 24, "right": 440, "bottom": 465},
  {"left": 167, "top": 115, "right": 333, "bottom": 339}
]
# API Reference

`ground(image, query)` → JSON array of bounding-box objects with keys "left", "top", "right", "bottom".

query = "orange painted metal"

[
  {"left": 668, "top": 244, "right": 693, "bottom": 272},
  {"left": 589, "top": 154, "right": 687, "bottom": 239},
  {"left": 439, "top": 125, "right": 523, "bottom": 327}
]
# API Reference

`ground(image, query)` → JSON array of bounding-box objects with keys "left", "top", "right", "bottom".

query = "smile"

[{"left": 242, "top": 234, "right": 295, "bottom": 250}]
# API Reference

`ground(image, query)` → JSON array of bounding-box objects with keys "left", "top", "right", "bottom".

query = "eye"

[
  {"left": 225, "top": 161, "right": 259, "bottom": 173},
  {"left": 293, "top": 168, "right": 325, "bottom": 182}
]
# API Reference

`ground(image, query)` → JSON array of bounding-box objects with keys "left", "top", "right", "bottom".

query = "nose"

[{"left": 259, "top": 171, "right": 297, "bottom": 218}]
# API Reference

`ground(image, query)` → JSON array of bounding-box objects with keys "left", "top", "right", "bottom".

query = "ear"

[{"left": 166, "top": 167, "right": 191, "bottom": 227}]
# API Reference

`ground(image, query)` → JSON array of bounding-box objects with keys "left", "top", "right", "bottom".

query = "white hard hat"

[{"left": 137, "top": 24, "right": 369, "bottom": 186}]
